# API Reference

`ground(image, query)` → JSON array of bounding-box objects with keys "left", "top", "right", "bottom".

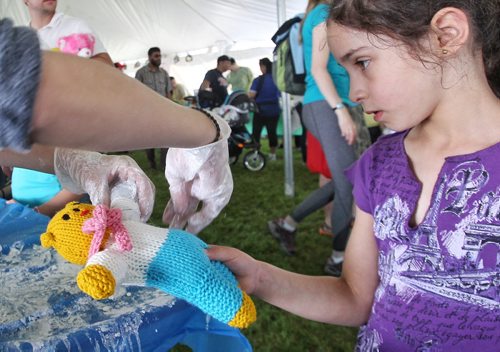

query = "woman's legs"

[
  {"left": 302, "top": 101, "right": 356, "bottom": 239},
  {"left": 319, "top": 175, "right": 334, "bottom": 230},
  {"left": 268, "top": 177, "right": 335, "bottom": 256},
  {"left": 251, "top": 113, "right": 265, "bottom": 145},
  {"left": 289, "top": 180, "right": 335, "bottom": 223},
  {"left": 263, "top": 115, "right": 280, "bottom": 155},
  {"left": 302, "top": 101, "right": 357, "bottom": 275}
]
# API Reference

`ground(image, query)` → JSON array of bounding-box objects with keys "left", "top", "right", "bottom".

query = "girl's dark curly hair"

[{"left": 329, "top": 0, "right": 500, "bottom": 97}]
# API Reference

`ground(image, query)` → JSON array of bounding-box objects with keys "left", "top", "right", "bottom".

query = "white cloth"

[{"left": 36, "top": 12, "right": 106, "bottom": 55}]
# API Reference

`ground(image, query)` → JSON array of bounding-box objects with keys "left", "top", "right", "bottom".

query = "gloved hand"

[
  {"left": 54, "top": 148, "right": 155, "bottom": 222},
  {"left": 163, "top": 112, "right": 233, "bottom": 234}
]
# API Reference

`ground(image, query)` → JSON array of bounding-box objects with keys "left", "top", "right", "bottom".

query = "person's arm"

[
  {"left": 0, "top": 144, "right": 157, "bottom": 222},
  {"left": 165, "top": 72, "right": 172, "bottom": 99},
  {"left": 248, "top": 78, "right": 258, "bottom": 99},
  {"left": 246, "top": 69, "right": 254, "bottom": 91},
  {"left": 311, "top": 22, "right": 356, "bottom": 145},
  {"left": 91, "top": 52, "right": 113, "bottom": 66},
  {"left": 207, "top": 206, "right": 379, "bottom": 326},
  {"left": 35, "top": 189, "right": 83, "bottom": 217},
  {"left": 200, "top": 79, "right": 211, "bottom": 91},
  {"left": 0, "top": 144, "right": 55, "bottom": 173},
  {"left": 30, "top": 51, "right": 218, "bottom": 152},
  {"left": 134, "top": 68, "right": 143, "bottom": 82},
  {"left": 75, "top": 18, "right": 113, "bottom": 66}
]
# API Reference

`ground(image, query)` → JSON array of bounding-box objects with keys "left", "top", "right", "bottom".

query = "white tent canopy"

[
  {"left": 2, "top": 0, "right": 304, "bottom": 195},
  {"left": 2, "top": 0, "right": 306, "bottom": 91}
]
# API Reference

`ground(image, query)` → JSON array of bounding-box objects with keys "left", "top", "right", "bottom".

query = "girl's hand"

[
  {"left": 336, "top": 108, "right": 357, "bottom": 145},
  {"left": 206, "top": 245, "right": 261, "bottom": 295}
]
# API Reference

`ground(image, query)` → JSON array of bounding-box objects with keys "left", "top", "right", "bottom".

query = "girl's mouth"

[{"left": 373, "top": 111, "right": 383, "bottom": 122}]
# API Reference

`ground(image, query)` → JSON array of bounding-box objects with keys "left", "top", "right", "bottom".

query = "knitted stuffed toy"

[{"left": 40, "top": 201, "right": 256, "bottom": 329}]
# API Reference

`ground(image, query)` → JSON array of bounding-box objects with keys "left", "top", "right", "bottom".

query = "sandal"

[{"left": 318, "top": 223, "right": 334, "bottom": 237}]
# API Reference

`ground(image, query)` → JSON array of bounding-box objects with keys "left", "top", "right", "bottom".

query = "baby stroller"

[{"left": 215, "top": 91, "right": 266, "bottom": 171}]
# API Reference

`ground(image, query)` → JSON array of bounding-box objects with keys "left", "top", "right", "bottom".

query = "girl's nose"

[{"left": 348, "top": 77, "right": 367, "bottom": 104}]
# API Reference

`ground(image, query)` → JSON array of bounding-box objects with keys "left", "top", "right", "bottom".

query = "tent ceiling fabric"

[{"left": 2, "top": 0, "right": 307, "bottom": 62}]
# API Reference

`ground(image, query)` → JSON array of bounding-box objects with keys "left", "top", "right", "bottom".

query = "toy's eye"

[
  {"left": 73, "top": 208, "right": 80, "bottom": 212},
  {"left": 62, "top": 214, "right": 71, "bottom": 221}
]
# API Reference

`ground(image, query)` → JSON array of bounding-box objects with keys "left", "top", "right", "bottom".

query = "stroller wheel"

[
  {"left": 243, "top": 150, "right": 266, "bottom": 171},
  {"left": 228, "top": 155, "right": 239, "bottom": 165}
]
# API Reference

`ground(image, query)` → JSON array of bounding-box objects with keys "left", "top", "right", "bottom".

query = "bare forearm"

[
  {"left": 37, "top": 189, "right": 82, "bottom": 217},
  {"left": 200, "top": 80, "right": 210, "bottom": 91},
  {"left": 312, "top": 23, "right": 343, "bottom": 109},
  {"left": 312, "top": 66, "right": 343, "bottom": 108},
  {"left": 30, "top": 52, "right": 216, "bottom": 152},
  {"left": 0, "top": 144, "right": 55, "bottom": 173},
  {"left": 254, "top": 261, "right": 372, "bottom": 326}
]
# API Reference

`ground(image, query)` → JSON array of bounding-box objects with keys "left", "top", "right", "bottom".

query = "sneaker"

[
  {"left": 324, "top": 256, "right": 343, "bottom": 277},
  {"left": 267, "top": 219, "right": 296, "bottom": 255},
  {"left": 268, "top": 154, "right": 277, "bottom": 161}
]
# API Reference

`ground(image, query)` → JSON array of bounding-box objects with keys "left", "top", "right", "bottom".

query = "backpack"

[{"left": 271, "top": 14, "right": 305, "bottom": 96}]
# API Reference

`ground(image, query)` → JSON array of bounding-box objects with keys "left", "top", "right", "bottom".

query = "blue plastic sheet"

[
  {"left": 0, "top": 200, "right": 252, "bottom": 351},
  {"left": 0, "top": 199, "right": 50, "bottom": 254}
]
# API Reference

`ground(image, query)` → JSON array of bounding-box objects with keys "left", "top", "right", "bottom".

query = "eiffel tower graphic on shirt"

[{"left": 395, "top": 177, "right": 499, "bottom": 309}]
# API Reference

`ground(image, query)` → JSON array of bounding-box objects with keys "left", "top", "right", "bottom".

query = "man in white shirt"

[
  {"left": 25, "top": 0, "right": 113, "bottom": 65},
  {"left": 13, "top": 0, "right": 113, "bottom": 214}
]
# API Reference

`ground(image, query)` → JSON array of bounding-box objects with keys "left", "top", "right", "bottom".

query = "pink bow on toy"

[{"left": 83, "top": 205, "right": 133, "bottom": 257}]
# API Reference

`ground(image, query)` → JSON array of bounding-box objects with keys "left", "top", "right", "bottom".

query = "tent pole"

[{"left": 276, "top": 0, "right": 295, "bottom": 197}]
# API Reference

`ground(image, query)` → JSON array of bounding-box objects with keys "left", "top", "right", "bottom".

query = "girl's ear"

[{"left": 430, "top": 7, "right": 470, "bottom": 56}]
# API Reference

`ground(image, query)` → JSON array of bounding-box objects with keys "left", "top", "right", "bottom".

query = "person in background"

[
  {"left": 198, "top": 55, "right": 232, "bottom": 108},
  {"left": 135, "top": 47, "right": 172, "bottom": 170},
  {"left": 268, "top": 0, "right": 367, "bottom": 276},
  {"left": 5, "top": 166, "right": 83, "bottom": 217},
  {"left": 25, "top": 0, "right": 112, "bottom": 65},
  {"left": 170, "top": 76, "right": 188, "bottom": 105},
  {"left": 227, "top": 58, "right": 254, "bottom": 92},
  {"left": 208, "top": 0, "right": 500, "bottom": 350},
  {"left": 17, "top": 0, "right": 109, "bottom": 216},
  {"left": 248, "top": 58, "right": 281, "bottom": 161},
  {"left": 1, "top": 17, "right": 233, "bottom": 232}
]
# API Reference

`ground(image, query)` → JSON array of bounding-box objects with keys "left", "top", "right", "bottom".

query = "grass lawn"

[{"left": 128, "top": 141, "right": 358, "bottom": 352}]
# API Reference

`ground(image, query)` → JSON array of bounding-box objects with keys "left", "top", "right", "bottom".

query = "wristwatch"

[{"left": 332, "top": 102, "right": 346, "bottom": 111}]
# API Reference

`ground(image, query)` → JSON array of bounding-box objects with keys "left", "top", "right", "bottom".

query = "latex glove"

[
  {"left": 163, "top": 112, "right": 233, "bottom": 234},
  {"left": 54, "top": 148, "right": 155, "bottom": 222}
]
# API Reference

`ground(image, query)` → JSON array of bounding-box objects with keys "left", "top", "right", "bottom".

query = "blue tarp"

[{"left": 0, "top": 199, "right": 252, "bottom": 351}]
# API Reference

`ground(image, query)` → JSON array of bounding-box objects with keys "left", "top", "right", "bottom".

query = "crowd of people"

[{"left": 1, "top": 0, "right": 499, "bottom": 350}]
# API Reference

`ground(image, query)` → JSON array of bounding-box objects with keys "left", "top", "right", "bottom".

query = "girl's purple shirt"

[{"left": 347, "top": 131, "right": 500, "bottom": 351}]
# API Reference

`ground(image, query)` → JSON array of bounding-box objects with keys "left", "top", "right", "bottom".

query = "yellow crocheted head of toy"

[{"left": 40, "top": 201, "right": 105, "bottom": 265}]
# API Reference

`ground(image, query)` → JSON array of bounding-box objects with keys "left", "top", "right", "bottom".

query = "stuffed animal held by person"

[
  {"left": 57, "top": 33, "right": 95, "bottom": 58},
  {"left": 40, "top": 201, "right": 256, "bottom": 329}
]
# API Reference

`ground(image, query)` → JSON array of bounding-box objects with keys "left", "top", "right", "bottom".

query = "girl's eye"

[{"left": 355, "top": 59, "right": 370, "bottom": 71}]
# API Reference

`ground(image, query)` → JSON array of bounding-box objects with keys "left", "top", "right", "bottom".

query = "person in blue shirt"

[
  {"left": 268, "top": 0, "right": 367, "bottom": 276},
  {"left": 6, "top": 167, "right": 83, "bottom": 217},
  {"left": 248, "top": 58, "right": 281, "bottom": 161}
]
